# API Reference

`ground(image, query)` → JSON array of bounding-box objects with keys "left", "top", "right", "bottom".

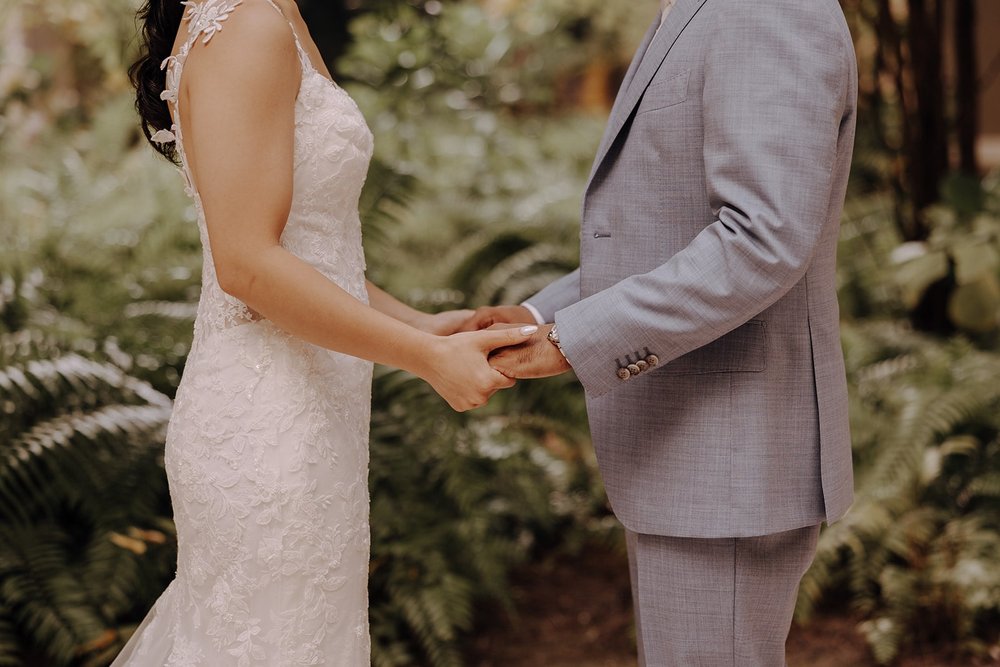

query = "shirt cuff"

[{"left": 520, "top": 302, "right": 547, "bottom": 325}]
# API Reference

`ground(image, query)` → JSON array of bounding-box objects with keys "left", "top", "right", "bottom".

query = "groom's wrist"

[{"left": 546, "top": 325, "right": 570, "bottom": 363}]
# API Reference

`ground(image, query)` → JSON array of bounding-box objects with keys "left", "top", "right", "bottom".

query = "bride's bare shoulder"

[{"left": 183, "top": 0, "right": 299, "bottom": 97}]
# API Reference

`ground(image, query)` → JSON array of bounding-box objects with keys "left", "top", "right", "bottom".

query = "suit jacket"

[{"left": 525, "top": 0, "right": 858, "bottom": 538}]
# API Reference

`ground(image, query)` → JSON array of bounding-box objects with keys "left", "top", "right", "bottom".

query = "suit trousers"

[{"left": 625, "top": 524, "right": 821, "bottom": 666}]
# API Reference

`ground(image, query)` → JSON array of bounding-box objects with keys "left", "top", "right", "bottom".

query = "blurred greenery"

[{"left": 1, "top": 0, "right": 999, "bottom": 665}]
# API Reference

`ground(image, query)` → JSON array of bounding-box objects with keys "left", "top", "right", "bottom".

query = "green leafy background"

[{"left": 1, "top": 0, "right": 998, "bottom": 665}]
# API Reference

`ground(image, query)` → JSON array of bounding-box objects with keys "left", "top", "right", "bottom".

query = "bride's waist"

[
  {"left": 186, "top": 317, "right": 372, "bottom": 386},
  {"left": 281, "top": 209, "right": 361, "bottom": 237},
  {"left": 199, "top": 250, "right": 366, "bottom": 300},
  {"left": 279, "top": 234, "right": 366, "bottom": 282}
]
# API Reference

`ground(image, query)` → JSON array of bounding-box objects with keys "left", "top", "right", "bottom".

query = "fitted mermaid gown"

[{"left": 112, "top": 1, "right": 375, "bottom": 664}]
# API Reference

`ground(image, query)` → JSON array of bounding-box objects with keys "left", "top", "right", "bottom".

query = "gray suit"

[{"left": 524, "top": 0, "right": 857, "bottom": 662}]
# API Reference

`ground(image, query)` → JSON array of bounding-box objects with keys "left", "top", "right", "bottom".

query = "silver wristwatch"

[{"left": 547, "top": 325, "right": 568, "bottom": 360}]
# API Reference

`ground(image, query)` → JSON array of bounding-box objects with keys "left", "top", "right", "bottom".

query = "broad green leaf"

[
  {"left": 948, "top": 274, "right": 1000, "bottom": 333},
  {"left": 952, "top": 239, "right": 1000, "bottom": 285},
  {"left": 894, "top": 251, "right": 949, "bottom": 309}
]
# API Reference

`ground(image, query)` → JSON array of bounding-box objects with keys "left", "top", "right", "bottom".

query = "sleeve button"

[
  {"left": 617, "top": 368, "right": 632, "bottom": 381},
  {"left": 627, "top": 364, "right": 641, "bottom": 376},
  {"left": 645, "top": 354, "right": 659, "bottom": 367}
]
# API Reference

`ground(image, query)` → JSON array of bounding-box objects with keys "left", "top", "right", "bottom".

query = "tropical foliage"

[
  {"left": 788, "top": 179, "right": 1000, "bottom": 663},
  {"left": 1, "top": 0, "right": 999, "bottom": 666},
  {"left": 798, "top": 318, "right": 1000, "bottom": 664}
]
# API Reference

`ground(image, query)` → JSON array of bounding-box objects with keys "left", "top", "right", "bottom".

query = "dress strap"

[
  {"left": 261, "top": 0, "right": 314, "bottom": 71},
  {"left": 177, "top": 0, "right": 310, "bottom": 70},
  {"left": 150, "top": 0, "right": 246, "bottom": 147},
  {"left": 181, "top": 0, "right": 245, "bottom": 45},
  {"left": 151, "top": 0, "right": 313, "bottom": 149}
]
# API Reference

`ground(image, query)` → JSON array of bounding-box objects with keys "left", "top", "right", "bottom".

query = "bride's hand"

[
  {"left": 412, "top": 309, "right": 476, "bottom": 336},
  {"left": 419, "top": 325, "right": 538, "bottom": 412}
]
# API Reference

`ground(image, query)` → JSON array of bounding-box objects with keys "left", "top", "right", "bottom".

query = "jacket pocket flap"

[
  {"left": 659, "top": 319, "right": 767, "bottom": 375},
  {"left": 637, "top": 69, "right": 690, "bottom": 115}
]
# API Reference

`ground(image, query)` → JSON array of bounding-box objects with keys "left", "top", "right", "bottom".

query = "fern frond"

[
  {"left": 1, "top": 404, "right": 169, "bottom": 522},
  {"left": 471, "top": 243, "right": 578, "bottom": 306},
  {"left": 802, "top": 320, "right": 1000, "bottom": 662},
  {"left": 122, "top": 301, "right": 198, "bottom": 320},
  {"left": 0, "top": 525, "right": 107, "bottom": 666},
  {"left": 0, "top": 610, "right": 20, "bottom": 667}
]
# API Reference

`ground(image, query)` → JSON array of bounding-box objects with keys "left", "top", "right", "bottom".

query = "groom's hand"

[
  {"left": 488, "top": 324, "right": 571, "bottom": 379},
  {"left": 459, "top": 305, "right": 537, "bottom": 332}
]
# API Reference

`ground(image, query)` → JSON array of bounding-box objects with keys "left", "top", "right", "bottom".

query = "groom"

[{"left": 463, "top": 0, "right": 858, "bottom": 663}]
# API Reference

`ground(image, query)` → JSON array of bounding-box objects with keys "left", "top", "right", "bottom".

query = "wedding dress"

[{"left": 112, "top": 1, "right": 375, "bottom": 664}]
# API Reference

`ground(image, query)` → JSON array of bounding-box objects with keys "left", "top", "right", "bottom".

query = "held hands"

[
  {"left": 457, "top": 306, "right": 572, "bottom": 380},
  {"left": 413, "top": 304, "right": 571, "bottom": 412},
  {"left": 419, "top": 325, "right": 539, "bottom": 412},
  {"left": 412, "top": 309, "right": 475, "bottom": 336},
  {"left": 411, "top": 305, "right": 536, "bottom": 336},
  {"left": 458, "top": 305, "right": 537, "bottom": 332},
  {"left": 488, "top": 323, "right": 572, "bottom": 380}
]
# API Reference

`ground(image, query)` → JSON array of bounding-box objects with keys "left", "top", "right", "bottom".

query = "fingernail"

[{"left": 520, "top": 325, "right": 538, "bottom": 335}]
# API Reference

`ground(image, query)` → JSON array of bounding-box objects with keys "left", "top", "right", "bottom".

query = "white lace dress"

[{"left": 112, "top": 1, "right": 375, "bottom": 665}]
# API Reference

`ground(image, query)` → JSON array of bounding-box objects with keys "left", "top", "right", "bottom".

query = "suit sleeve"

[
  {"left": 553, "top": 1, "right": 852, "bottom": 398},
  {"left": 522, "top": 268, "right": 581, "bottom": 324}
]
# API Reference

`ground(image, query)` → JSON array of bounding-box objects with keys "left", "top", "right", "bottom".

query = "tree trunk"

[
  {"left": 898, "top": 0, "right": 954, "bottom": 331},
  {"left": 904, "top": 0, "right": 949, "bottom": 232},
  {"left": 874, "top": 0, "right": 921, "bottom": 239},
  {"left": 954, "top": 0, "right": 979, "bottom": 176}
]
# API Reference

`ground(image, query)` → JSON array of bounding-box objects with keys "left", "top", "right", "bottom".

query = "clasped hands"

[
  {"left": 459, "top": 305, "right": 572, "bottom": 381},
  {"left": 414, "top": 305, "right": 571, "bottom": 413}
]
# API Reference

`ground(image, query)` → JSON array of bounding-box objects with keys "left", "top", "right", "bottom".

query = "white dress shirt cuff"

[{"left": 520, "top": 302, "right": 547, "bottom": 325}]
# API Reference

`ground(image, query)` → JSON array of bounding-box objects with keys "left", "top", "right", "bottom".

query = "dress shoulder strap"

[
  {"left": 150, "top": 0, "right": 309, "bottom": 147},
  {"left": 260, "top": 0, "right": 314, "bottom": 70},
  {"left": 181, "top": 0, "right": 245, "bottom": 45},
  {"left": 178, "top": 0, "right": 310, "bottom": 66}
]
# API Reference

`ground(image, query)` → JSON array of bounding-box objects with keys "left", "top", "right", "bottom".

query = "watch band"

[{"left": 547, "top": 325, "right": 568, "bottom": 360}]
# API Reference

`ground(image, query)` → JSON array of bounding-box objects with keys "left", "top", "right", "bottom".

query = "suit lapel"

[
  {"left": 617, "top": 17, "right": 661, "bottom": 110},
  {"left": 585, "top": 18, "right": 658, "bottom": 187},
  {"left": 585, "top": 0, "right": 709, "bottom": 189}
]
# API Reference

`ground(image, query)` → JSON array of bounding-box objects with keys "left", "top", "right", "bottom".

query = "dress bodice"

[{"left": 156, "top": 0, "right": 374, "bottom": 336}]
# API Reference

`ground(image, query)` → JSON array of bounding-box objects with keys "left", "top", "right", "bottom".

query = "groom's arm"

[
  {"left": 554, "top": 2, "right": 854, "bottom": 398},
  {"left": 459, "top": 268, "right": 581, "bottom": 331},
  {"left": 522, "top": 268, "right": 581, "bottom": 323}
]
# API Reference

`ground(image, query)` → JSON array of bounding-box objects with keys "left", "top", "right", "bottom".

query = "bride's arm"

[
  {"left": 178, "top": 5, "right": 528, "bottom": 410},
  {"left": 366, "top": 281, "right": 473, "bottom": 335}
]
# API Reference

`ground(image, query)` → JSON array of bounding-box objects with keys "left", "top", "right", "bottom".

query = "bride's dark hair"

[{"left": 129, "top": 0, "right": 185, "bottom": 164}]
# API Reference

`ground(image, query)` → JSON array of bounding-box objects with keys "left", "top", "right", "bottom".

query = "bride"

[{"left": 113, "top": 0, "right": 537, "bottom": 664}]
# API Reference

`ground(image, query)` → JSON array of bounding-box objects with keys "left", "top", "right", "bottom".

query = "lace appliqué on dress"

[{"left": 184, "top": 0, "right": 244, "bottom": 44}]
